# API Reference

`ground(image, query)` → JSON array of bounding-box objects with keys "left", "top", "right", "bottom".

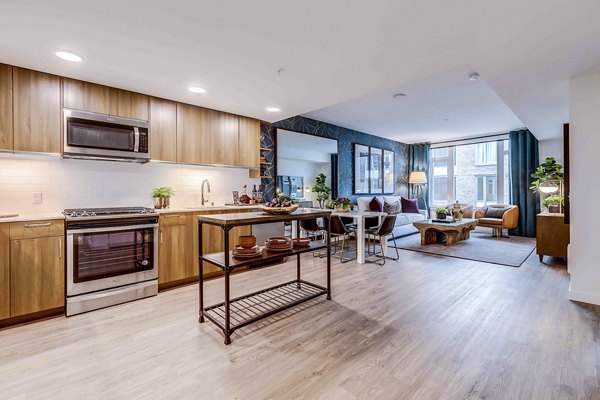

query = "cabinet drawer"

[
  {"left": 10, "top": 220, "right": 64, "bottom": 240},
  {"left": 159, "top": 213, "right": 188, "bottom": 227}
]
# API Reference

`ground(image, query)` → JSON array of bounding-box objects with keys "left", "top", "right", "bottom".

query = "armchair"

[{"left": 475, "top": 204, "right": 519, "bottom": 237}]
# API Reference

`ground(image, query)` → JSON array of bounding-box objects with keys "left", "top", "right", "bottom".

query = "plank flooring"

[{"left": 0, "top": 247, "right": 599, "bottom": 399}]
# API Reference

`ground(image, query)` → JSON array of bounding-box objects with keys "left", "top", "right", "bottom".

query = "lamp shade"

[{"left": 409, "top": 171, "right": 427, "bottom": 184}]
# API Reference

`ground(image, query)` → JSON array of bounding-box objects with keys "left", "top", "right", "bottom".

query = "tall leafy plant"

[
  {"left": 311, "top": 173, "right": 331, "bottom": 209},
  {"left": 529, "top": 156, "right": 563, "bottom": 192}
]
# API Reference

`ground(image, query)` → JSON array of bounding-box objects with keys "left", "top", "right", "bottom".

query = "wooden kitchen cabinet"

[
  {"left": 176, "top": 103, "right": 211, "bottom": 164},
  {"left": 238, "top": 116, "right": 260, "bottom": 168},
  {"left": 62, "top": 78, "right": 110, "bottom": 114},
  {"left": 0, "top": 223, "right": 9, "bottom": 320},
  {"left": 150, "top": 98, "right": 177, "bottom": 162},
  {"left": 0, "top": 64, "right": 13, "bottom": 152},
  {"left": 158, "top": 214, "right": 192, "bottom": 284},
  {"left": 109, "top": 88, "right": 149, "bottom": 120},
  {"left": 13, "top": 67, "right": 61, "bottom": 153},
  {"left": 210, "top": 110, "right": 239, "bottom": 166},
  {"left": 9, "top": 233, "right": 64, "bottom": 317}
]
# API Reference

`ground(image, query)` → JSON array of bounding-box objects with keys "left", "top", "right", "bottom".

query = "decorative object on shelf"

[
  {"left": 311, "top": 173, "right": 331, "bottom": 209},
  {"left": 152, "top": 186, "right": 175, "bottom": 209},
  {"left": 435, "top": 207, "right": 448, "bottom": 220},
  {"left": 328, "top": 197, "right": 353, "bottom": 212},
  {"left": 232, "top": 191, "right": 240, "bottom": 205},
  {"left": 232, "top": 245, "right": 263, "bottom": 259},
  {"left": 450, "top": 201, "right": 464, "bottom": 221},
  {"left": 239, "top": 185, "right": 251, "bottom": 204},
  {"left": 542, "top": 195, "right": 564, "bottom": 213},
  {"left": 409, "top": 171, "right": 428, "bottom": 218},
  {"left": 261, "top": 193, "right": 298, "bottom": 214},
  {"left": 238, "top": 235, "right": 257, "bottom": 249},
  {"left": 265, "top": 237, "right": 293, "bottom": 252},
  {"left": 292, "top": 237, "right": 311, "bottom": 247}
]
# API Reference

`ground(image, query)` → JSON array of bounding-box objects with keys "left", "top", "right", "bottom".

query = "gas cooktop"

[{"left": 63, "top": 207, "right": 157, "bottom": 219}]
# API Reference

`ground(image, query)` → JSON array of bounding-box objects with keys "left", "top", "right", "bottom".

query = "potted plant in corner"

[
  {"left": 152, "top": 186, "right": 175, "bottom": 209},
  {"left": 435, "top": 207, "right": 448, "bottom": 220},
  {"left": 311, "top": 173, "right": 331, "bottom": 209},
  {"left": 542, "top": 195, "right": 564, "bottom": 213},
  {"left": 530, "top": 156, "right": 564, "bottom": 213}
]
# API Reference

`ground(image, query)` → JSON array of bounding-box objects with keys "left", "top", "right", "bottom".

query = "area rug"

[{"left": 391, "top": 228, "right": 536, "bottom": 267}]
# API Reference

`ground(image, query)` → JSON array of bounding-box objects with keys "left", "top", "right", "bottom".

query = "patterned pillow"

[{"left": 383, "top": 201, "right": 401, "bottom": 214}]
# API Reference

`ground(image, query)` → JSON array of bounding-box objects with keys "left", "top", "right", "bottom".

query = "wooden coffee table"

[{"left": 413, "top": 218, "right": 478, "bottom": 246}]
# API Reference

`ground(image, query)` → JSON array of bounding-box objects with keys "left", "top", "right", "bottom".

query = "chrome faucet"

[{"left": 201, "top": 179, "right": 211, "bottom": 206}]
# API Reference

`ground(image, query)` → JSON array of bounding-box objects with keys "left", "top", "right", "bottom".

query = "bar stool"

[{"left": 366, "top": 215, "right": 399, "bottom": 265}]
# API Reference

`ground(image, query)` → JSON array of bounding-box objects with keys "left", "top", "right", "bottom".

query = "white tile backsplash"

[{"left": 0, "top": 153, "right": 260, "bottom": 214}]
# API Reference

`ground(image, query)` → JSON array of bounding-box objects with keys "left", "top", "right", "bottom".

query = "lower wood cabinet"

[
  {"left": 536, "top": 213, "right": 569, "bottom": 262},
  {"left": 0, "top": 223, "right": 9, "bottom": 320},
  {"left": 9, "top": 234, "right": 64, "bottom": 317}
]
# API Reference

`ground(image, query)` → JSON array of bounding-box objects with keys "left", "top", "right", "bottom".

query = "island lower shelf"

[{"left": 203, "top": 279, "right": 327, "bottom": 333}]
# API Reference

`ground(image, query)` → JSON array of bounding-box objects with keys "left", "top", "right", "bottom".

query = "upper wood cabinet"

[
  {"left": 150, "top": 98, "right": 177, "bottom": 162},
  {"left": 210, "top": 110, "right": 239, "bottom": 166},
  {"left": 0, "top": 65, "right": 13, "bottom": 152},
  {"left": 176, "top": 103, "right": 211, "bottom": 164},
  {"left": 13, "top": 68, "right": 61, "bottom": 153},
  {"left": 238, "top": 116, "right": 260, "bottom": 168},
  {"left": 9, "top": 225, "right": 64, "bottom": 317},
  {"left": 62, "top": 78, "right": 110, "bottom": 114},
  {"left": 0, "top": 223, "right": 9, "bottom": 320},
  {"left": 109, "top": 88, "right": 149, "bottom": 121}
]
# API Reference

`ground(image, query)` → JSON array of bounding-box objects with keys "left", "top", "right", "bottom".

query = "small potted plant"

[
  {"left": 435, "top": 207, "right": 448, "bottom": 220},
  {"left": 331, "top": 197, "right": 353, "bottom": 212},
  {"left": 542, "top": 195, "right": 564, "bottom": 213},
  {"left": 152, "top": 186, "right": 175, "bottom": 209}
]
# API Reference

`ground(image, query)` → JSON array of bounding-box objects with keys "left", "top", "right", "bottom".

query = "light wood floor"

[{"left": 1, "top": 247, "right": 599, "bottom": 400}]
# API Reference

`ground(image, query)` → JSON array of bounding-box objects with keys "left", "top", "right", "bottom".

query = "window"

[{"left": 429, "top": 138, "right": 509, "bottom": 208}]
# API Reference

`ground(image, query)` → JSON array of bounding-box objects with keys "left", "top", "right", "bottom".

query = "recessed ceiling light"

[
  {"left": 55, "top": 51, "right": 82, "bottom": 63},
  {"left": 188, "top": 86, "right": 206, "bottom": 94},
  {"left": 393, "top": 93, "right": 407, "bottom": 99},
  {"left": 469, "top": 72, "right": 480, "bottom": 81},
  {"left": 266, "top": 107, "right": 280, "bottom": 112}
]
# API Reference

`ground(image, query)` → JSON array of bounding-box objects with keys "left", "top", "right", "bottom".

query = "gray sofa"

[{"left": 356, "top": 196, "right": 426, "bottom": 238}]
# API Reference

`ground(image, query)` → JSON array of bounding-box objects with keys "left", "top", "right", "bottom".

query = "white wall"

[
  {"left": 538, "top": 138, "right": 564, "bottom": 164},
  {"left": 568, "top": 70, "right": 600, "bottom": 305},
  {"left": 0, "top": 153, "right": 260, "bottom": 214}
]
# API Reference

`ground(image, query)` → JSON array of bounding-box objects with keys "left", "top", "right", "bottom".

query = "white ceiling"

[
  {"left": 1, "top": 1, "right": 600, "bottom": 141},
  {"left": 304, "top": 65, "right": 525, "bottom": 143}
]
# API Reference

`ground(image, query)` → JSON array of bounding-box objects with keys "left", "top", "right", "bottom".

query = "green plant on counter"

[
  {"left": 152, "top": 186, "right": 175, "bottom": 198},
  {"left": 435, "top": 207, "right": 448, "bottom": 214},
  {"left": 311, "top": 173, "right": 331, "bottom": 209},
  {"left": 542, "top": 195, "right": 564, "bottom": 208},
  {"left": 530, "top": 157, "right": 564, "bottom": 192}
]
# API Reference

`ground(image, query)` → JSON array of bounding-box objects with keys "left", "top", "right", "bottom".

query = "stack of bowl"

[
  {"left": 265, "top": 237, "right": 293, "bottom": 252},
  {"left": 232, "top": 235, "right": 262, "bottom": 258}
]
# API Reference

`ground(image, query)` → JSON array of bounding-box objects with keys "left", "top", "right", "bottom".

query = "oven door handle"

[{"left": 67, "top": 223, "right": 158, "bottom": 234}]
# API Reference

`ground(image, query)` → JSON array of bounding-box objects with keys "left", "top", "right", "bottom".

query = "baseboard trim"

[{"left": 568, "top": 286, "right": 600, "bottom": 306}]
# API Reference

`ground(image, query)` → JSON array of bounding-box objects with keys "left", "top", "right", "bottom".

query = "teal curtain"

[
  {"left": 408, "top": 143, "right": 431, "bottom": 210},
  {"left": 509, "top": 129, "right": 540, "bottom": 237}
]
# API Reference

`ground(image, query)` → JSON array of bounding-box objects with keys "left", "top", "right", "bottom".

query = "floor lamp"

[{"left": 409, "top": 171, "right": 428, "bottom": 218}]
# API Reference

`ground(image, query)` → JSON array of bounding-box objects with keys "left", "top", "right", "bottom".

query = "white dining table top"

[{"left": 330, "top": 210, "right": 386, "bottom": 218}]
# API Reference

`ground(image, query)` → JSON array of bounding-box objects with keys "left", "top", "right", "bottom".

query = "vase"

[
  {"left": 451, "top": 201, "right": 463, "bottom": 221},
  {"left": 436, "top": 213, "right": 447, "bottom": 220},
  {"left": 548, "top": 204, "right": 560, "bottom": 213},
  {"left": 336, "top": 205, "right": 351, "bottom": 212},
  {"left": 153, "top": 197, "right": 163, "bottom": 209}
]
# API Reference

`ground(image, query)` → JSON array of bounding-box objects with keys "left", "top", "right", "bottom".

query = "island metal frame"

[{"left": 198, "top": 209, "right": 332, "bottom": 345}]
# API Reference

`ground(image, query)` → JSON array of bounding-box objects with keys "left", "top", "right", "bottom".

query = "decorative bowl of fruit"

[{"left": 261, "top": 193, "right": 299, "bottom": 215}]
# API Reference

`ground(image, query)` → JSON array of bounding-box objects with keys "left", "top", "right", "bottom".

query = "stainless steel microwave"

[{"left": 63, "top": 109, "right": 150, "bottom": 163}]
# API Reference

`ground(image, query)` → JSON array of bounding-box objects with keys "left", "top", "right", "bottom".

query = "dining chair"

[
  {"left": 326, "top": 215, "right": 356, "bottom": 263},
  {"left": 366, "top": 215, "right": 399, "bottom": 265}
]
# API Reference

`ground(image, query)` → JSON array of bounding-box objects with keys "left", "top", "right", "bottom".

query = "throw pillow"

[
  {"left": 486, "top": 207, "right": 510, "bottom": 219},
  {"left": 400, "top": 197, "right": 419, "bottom": 214},
  {"left": 383, "top": 201, "right": 401, "bottom": 214},
  {"left": 369, "top": 197, "right": 383, "bottom": 212}
]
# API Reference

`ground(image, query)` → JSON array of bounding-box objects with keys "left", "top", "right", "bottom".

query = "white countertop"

[{"left": 0, "top": 212, "right": 65, "bottom": 223}]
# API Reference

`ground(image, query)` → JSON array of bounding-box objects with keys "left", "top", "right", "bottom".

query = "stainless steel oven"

[
  {"left": 64, "top": 208, "right": 158, "bottom": 316},
  {"left": 63, "top": 109, "right": 150, "bottom": 163}
]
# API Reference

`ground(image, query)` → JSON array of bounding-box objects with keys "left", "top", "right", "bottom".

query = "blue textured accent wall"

[{"left": 260, "top": 116, "right": 409, "bottom": 203}]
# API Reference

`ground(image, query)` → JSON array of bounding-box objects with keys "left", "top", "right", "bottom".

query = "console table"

[
  {"left": 198, "top": 209, "right": 332, "bottom": 345},
  {"left": 536, "top": 213, "right": 569, "bottom": 262}
]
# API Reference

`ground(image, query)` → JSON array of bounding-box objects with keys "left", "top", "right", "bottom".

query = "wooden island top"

[{"left": 197, "top": 208, "right": 332, "bottom": 227}]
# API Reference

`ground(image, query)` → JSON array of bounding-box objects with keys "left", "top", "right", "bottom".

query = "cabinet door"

[
  {"left": 0, "top": 224, "right": 9, "bottom": 319},
  {"left": 193, "top": 212, "right": 222, "bottom": 276},
  {"left": 13, "top": 68, "right": 61, "bottom": 153},
  {"left": 10, "top": 236, "right": 64, "bottom": 317},
  {"left": 109, "top": 88, "right": 149, "bottom": 120},
  {"left": 238, "top": 117, "right": 260, "bottom": 168},
  {"left": 158, "top": 220, "right": 189, "bottom": 284},
  {"left": 210, "top": 110, "right": 239, "bottom": 166},
  {"left": 0, "top": 64, "right": 13, "bottom": 152},
  {"left": 176, "top": 103, "right": 211, "bottom": 164},
  {"left": 150, "top": 98, "right": 177, "bottom": 162},
  {"left": 62, "top": 78, "right": 110, "bottom": 114}
]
